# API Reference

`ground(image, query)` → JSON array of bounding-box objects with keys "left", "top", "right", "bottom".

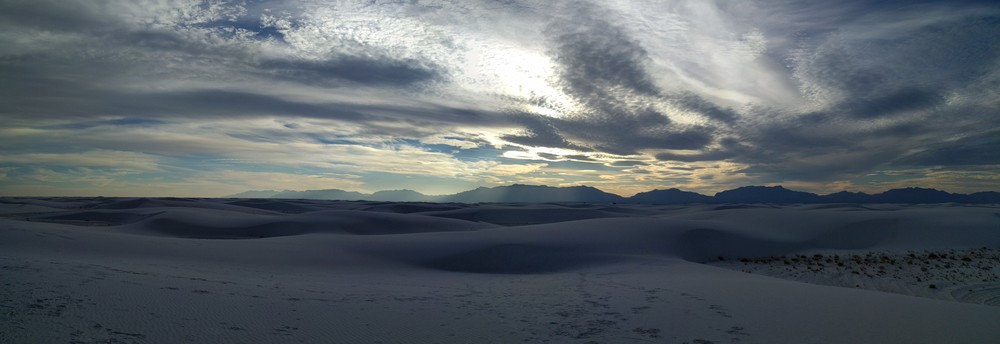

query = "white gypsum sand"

[{"left": 2, "top": 198, "right": 1000, "bottom": 343}]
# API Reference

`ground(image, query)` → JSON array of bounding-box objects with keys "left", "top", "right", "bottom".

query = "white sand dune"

[
  {"left": 2, "top": 198, "right": 999, "bottom": 343},
  {"left": 118, "top": 208, "right": 493, "bottom": 238}
]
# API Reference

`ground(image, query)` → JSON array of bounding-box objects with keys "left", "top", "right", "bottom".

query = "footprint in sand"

[
  {"left": 630, "top": 305, "right": 651, "bottom": 314},
  {"left": 632, "top": 327, "right": 662, "bottom": 338},
  {"left": 272, "top": 325, "right": 299, "bottom": 336},
  {"left": 708, "top": 304, "right": 733, "bottom": 318},
  {"left": 680, "top": 292, "right": 706, "bottom": 301}
]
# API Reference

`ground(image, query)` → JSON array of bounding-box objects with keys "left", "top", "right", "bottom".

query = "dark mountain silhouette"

[
  {"left": 967, "top": 191, "right": 1000, "bottom": 204},
  {"left": 820, "top": 191, "right": 875, "bottom": 203},
  {"left": 442, "top": 184, "right": 625, "bottom": 203},
  {"left": 713, "top": 185, "right": 821, "bottom": 203},
  {"left": 629, "top": 188, "right": 711, "bottom": 204},
  {"left": 228, "top": 190, "right": 281, "bottom": 198},
  {"left": 369, "top": 189, "right": 433, "bottom": 202},
  {"left": 228, "top": 185, "right": 1000, "bottom": 204},
  {"left": 272, "top": 189, "right": 369, "bottom": 200},
  {"left": 870, "top": 187, "right": 956, "bottom": 204}
]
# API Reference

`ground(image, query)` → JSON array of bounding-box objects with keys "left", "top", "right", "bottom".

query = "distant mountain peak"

[
  {"left": 225, "top": 185, "right": 999, "bottom": 204},
  {"left": 630, "top": 188, "right": 712, "bottom": 204},
  {"left": 445, "top": 184, "right": 624, "bottom": 203}
]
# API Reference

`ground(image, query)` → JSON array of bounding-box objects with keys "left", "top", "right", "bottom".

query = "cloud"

[
  {"left": 682, "top": 2, "right": 1000, "bottom": 185},
  {"left": 495, "top": 3, "right": 722, "bottom": 155},
  {"left": 0, "top": 0, "right": 466, "bottom": 124},
  {"left": 476, "top": 163, "right": 547, "bottom": 177},
  {"left": 1, "top": 0, "right": 998, "bottom": 196},
  {"left": 202, "top": 170, "right": 366, "bottom": 192},
  {"left": 259, "top": 57, "right": 441, "bottom": 87},
  {"left": 894, "top": 131, "right": 1000, "bottom": 167},
  {"left": 671, "top": 92, "right": 740, "bottom": 123},
  {"left": 656, "top": 150, "right": 735, "bottom": 163},
  {"left": 789, "top": 9, "right": 1000, "bottom": 108},
  {"left": 547, "top": 4, "right": 659, "bottom": 98},
  {"left": 0, "top": 151, "right": 160, "bottom": 171},
  {"left": 500, "top": 112, "right": 584, "bottom": 151},
  {"left": 0, "top": 1, "right": 142, "bottom": 32},
  {"left": 846, "top": 87, "right": 944, "bottom": 119}
]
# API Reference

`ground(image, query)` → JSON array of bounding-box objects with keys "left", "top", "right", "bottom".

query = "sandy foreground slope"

[{"left": 1, "top": 198, "right": 999, "bottom": 343}]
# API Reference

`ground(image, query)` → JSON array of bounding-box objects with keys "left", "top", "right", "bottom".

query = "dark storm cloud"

[
  {"left": 682, "top": 4, "right": 1000, "bottom": 183},
  {"left": 608, "top": 160, "right": 648, "bottom": 167},
  {"left": 793, "top": 12, "right": 1000, "bottom": 113},
  {"left": 0, "top": 73, "right": 364, "bottom": 121},
  {"left": 655, "top": 150, "right": 735, "bottom": 163},
  {"left": 42, "top": 118, "right": 167, "bottom": 130},
  {"left": 1, "top": 57, "right": 468, "bottom": 128},
  {"left": 672, "top": 92, "right": 740, "bottom": 123},
  {"left": 654, "top": 137, "right": 752, "bottom": 163},
  {"left": 501, "top": 113, "right": 584, "bottom": 150},
  {"left": 143, "top": 90, "right": 373, "bottom": 120},
  {"left": 503, "top": 109, "right": 714, "bottom": 155},
  {"left": 505, "top": 3, "right": 716, "bottom": 155},
  {"left": 717, "top": 102, "right": 991, "bottom": 183},
  {"left": 144, "top": 90, "right": 506, "bottom": 126},
  {"left": 846, "top": 87, "right": 944, "bottom": 119},
  {"left": 573, "top": 124, "right": 713, "bottom": 154},
  {"left": 0, "top": 0, "right": 448, "bottom": 124},
  {"left": 894, "top": 131, "right": 1000, "bottom": 166},
  {"left": 535, "top": 152, "right": 560, "bottom": 161},
  {"left": 0, "top": 66, "right": 509, "bottom": 130},
  {"left": 646, "top": 100, "right": 926, "bottom": 181},
  {"left": 564, "top": 155, "right": 596, "bottom": 162},
  {"left": 260, "top": 57, "right": 441, "bottom": 87},
  {"left": 724, "top": 112, "right": 916, "bottom": 181},
  {"left": 547, "top": 5, "right": 658, "bottom": 98},
  {"left": 0, "top": 0, "right": 112, "bottom": 32}
]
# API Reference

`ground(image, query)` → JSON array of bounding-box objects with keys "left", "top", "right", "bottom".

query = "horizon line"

[{"left": 7, "top": 184, "right": 994, "bottom": 199}]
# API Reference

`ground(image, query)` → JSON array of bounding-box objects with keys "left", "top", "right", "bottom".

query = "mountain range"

[{"left": 229, "top": 185, "right": 1000, "bottom": 204}]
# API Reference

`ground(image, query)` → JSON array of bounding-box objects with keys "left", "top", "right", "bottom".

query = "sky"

[{"left": 1, "top": 0, "right": 998, "bottom": 197}]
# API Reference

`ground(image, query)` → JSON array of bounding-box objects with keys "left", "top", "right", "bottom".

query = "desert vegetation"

[{"left": 711, "top": 247, "right": 1000, "bottom": 306}]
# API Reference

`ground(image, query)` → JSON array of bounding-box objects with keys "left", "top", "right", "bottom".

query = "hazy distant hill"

[
  {"left": 228, "top": 190, "right": 281, "bottom": 198},
  {"left": 369, "top": 190, "right": 434, "bottom": 202},
  {"left": 228, "top": 185, "right": 1000, "bottom": 204},
  {"left": 272, "top": 189, "right": 369, "bottom": 200}
]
